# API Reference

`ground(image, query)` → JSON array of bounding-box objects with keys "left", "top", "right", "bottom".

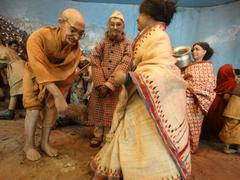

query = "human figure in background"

[
  {"left": 184, "top": 42, "right": 216, "bottom": 153},
  {"left": 206, "top": 64, "right": 240, "bottom": 153},
  {"left": 23, "top": 8, "right": 85, "bottom": 161},
  {"left": 88, "top": 10, "right": 132, "bottom": 147},
  {"left": 0, "top": 15, "right": 28, "bottom": 61},
  {"left": 53, "top": 59, "right": 91, "bottom": 128},
  {"left": 90, "top": 0, "right": 191, "bottom": 179},
  {"left": 219, "top": 93, "right": 240, "bottom": 154},
  {"left": 0, "top": 40, "right": 25, "bottom": 120},
  {"left": 235, "top": 69, "right": 240, "bottom": 83},
  {"left": 0, "top": 38, "right": 6, "bottom": 100},
  {"left": 202, "top": 64, "right": 238, "bottom": 141},
  {"left": 70, "top": 61, "right": 92, "bottom": 109},
  {"left": 68, "top": 60, "right": 93, "bottom": 124}
]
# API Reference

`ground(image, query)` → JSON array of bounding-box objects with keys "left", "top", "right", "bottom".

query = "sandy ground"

[{"left": 0, "top": 115, "right": 240, "bottom": 180}]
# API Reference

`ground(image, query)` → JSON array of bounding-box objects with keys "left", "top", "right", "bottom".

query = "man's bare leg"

[
  {"left": 8, "top": 96, "right": 17, "bottom": 110},
  {"left": 24, "top": 109, "right": 41, "bottom": 161},
  {"left": 40, "top": 107, "right": 58, "bottom": 157},
  {"left": 0, "top": 96, "right": 17, "bottom": 120}
]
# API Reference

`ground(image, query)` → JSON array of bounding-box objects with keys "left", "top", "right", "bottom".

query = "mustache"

[{"left": 110, "top": 30, "right": 120, "bottom": 33}]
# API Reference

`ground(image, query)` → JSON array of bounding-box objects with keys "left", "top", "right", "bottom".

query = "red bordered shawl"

[{"left": 131, "top": 23, "right": 191, "bottom": 179}]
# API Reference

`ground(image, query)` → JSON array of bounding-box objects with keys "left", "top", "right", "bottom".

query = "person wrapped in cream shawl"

[{"left": 90, "top": 0, "right": 191, "bottom": 179}]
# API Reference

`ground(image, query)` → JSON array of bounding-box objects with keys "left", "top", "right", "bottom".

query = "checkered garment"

[
  {"left": 88, "top": 35, "right": 132, "bottom": 127},
  {"left": 184, "top": 61, "right": 216, "bottom": 153}
]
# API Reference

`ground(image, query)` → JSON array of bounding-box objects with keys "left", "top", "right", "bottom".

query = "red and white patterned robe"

[
  {"left": 88, "top": 35, "right": 132, "bottom": 127},
  {"left": 184, "top": 61, "right": 216, "bottom": 153}
]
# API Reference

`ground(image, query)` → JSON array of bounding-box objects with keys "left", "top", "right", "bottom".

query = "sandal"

[{"left": 90, "top": 138, "right": 102, "bottom": 148}]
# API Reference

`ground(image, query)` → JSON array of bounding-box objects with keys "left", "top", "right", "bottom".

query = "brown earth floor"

[{"left": 0, "top": 115, "right": 240, "bottom": 179}]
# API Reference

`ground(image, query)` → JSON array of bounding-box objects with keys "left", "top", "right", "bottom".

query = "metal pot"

[{"left": 173, "top": 46, "right": 193, "bottom": 69}]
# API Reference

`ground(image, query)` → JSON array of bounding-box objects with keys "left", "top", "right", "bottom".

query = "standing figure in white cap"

[
  {"left": 88, "top": 10, "right": 132, "bottom": 147},
  {"left": 23, "top": 8, "right": 86, "bottom": 161}
]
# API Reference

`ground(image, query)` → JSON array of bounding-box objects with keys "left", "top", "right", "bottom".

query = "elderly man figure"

[
  {"left": 88, "top": 11, "right": 132, "bottom": 147},
  {"left": 23, "top": 8, "right": 85, "bottom": 161}
]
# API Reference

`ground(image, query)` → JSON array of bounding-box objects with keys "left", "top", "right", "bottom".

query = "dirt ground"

[{"left": 0, "top": 111, "right": 240, "bottom": 179}]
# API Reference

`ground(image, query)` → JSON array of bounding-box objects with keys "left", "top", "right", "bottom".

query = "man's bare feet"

[
  {"left": 24, "top": 147, "right": 41, "bottom": 161},
  {"left": 41, "top": 143, "right": 58, "bottom": 157}
]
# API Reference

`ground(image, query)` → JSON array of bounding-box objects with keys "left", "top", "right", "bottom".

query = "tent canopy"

[{"left": 72, "top": 0, "right": 238, "bottom": 7}]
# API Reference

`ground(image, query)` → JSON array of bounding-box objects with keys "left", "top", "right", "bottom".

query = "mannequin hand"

[
  {"left": 111, "top": 70, "right": 127, "bottom": 86},
  {"left": 96, "top": 85, "right": 111, "bottom": 98},
  {"left": 45, "top": 83, "right": 68, "bottom": 116},
  {"left": 223, "top": 94, "right": 231, "bottom": 101},
  {"left": 54, "top": 96, "right": 68, "bottom": 116}
]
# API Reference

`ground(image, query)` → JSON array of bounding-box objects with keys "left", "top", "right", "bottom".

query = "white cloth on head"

[{"left": 109, "top": 10, "right": 124, "bottom": 22}]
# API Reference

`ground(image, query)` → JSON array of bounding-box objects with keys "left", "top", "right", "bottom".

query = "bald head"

[
  {"left": 58, "top": 8, "right": 85, "bottom": 45},
  {"left": 59, "top": 8, "right": 85, "bottom": 30}
]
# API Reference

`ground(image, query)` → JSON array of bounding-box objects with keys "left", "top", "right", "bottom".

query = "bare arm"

[{"left": 45, "top": 83, "right": 68, "bottom": 115}]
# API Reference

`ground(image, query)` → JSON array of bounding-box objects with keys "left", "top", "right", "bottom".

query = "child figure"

[
  {"left": 71, "top": 64, "right": 92, "bottom": 106},
  {"left": 69, "top": 62, "right": 93, "bottom": 123}
]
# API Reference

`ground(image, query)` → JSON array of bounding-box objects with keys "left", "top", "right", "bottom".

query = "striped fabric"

[{"left": 131, "top": 72, "right": 191, "bottom": 179}]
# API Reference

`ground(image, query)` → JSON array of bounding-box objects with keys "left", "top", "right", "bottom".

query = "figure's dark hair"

[
  {"left": 8, "top": 39, "right": 18, "bottom": 46},
  {"left": 235, "top": 69, "right": 240, "bottom": 75},
  {"left": 193, "top": 42, "right": 214, "bottom": 60},
  {"left": 139, "top": 0, "right": 176, "bottom": 26}
]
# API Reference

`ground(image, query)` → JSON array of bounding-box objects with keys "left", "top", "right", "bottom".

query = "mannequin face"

[
  {"left": 82, "top": 69, "right": 91, "bottom": 81},
  {"left": 192, "top": 44, "right": 206, "bottom": 61},
  {"left": 236, "top": 75, "right": 240, "bottom": 83},
  {"left": 60, "top": 18, "right": 85, "bottom": 46},
  {"left": 107, "top": 17, "right": 124, "bottom": 40},
  {"left": 137, "top": 13, "right": 150, "bottom": 32},
  {"left": 10, "top": 43, "right": 18, "bottom": 52},
  {"left": 234, "top": 70, "right": 240, "bottom": 83}
]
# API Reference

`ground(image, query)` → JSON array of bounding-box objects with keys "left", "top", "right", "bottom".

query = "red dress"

[{"left": 202, "top": 64, "right": 237, "bottom": 140}]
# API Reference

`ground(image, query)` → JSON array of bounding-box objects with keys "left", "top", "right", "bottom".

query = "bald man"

[{"left": 23, "top": 8, "right": 85, "bottom": 161}]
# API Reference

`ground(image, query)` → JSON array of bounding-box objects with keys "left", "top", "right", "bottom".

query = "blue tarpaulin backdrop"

[{"left": 0, "top": 0, "right": 239, "bottom": 73}]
